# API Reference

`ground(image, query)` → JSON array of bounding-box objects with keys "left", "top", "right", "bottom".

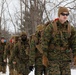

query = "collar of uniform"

[{"left": 56, "top": 20, "right": 68, "bottom": 28}]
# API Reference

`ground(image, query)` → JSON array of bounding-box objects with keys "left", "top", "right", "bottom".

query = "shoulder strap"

[
  {"left": 51, "top": 21, "right": 58, "bottom": 36},
  {"left": 67, "top": 22, "right": 71, "bottom": 36},
  {"left": 52, "top": 21, "right": 57, "bottom": 32},
  {"left": 36, "top": 44, "right": 43, "bottom": 54}
]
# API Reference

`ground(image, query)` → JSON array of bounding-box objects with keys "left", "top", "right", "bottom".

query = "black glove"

[{"left": 29, "top": 66, "right": 33, "bottom": 71}]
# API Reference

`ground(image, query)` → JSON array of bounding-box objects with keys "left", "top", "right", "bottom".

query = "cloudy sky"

[{"left": 0, "top": 0, "right": 20, "bottom": 33}]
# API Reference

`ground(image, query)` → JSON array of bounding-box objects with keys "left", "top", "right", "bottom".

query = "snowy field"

[{"left": 0, "top": 66, "right": 76, "bottom": 75}]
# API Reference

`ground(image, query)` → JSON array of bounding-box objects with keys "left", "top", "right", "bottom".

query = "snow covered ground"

[
  {"left": 28, "top": 69, "right": 76, "bottom": 75},
  {"left": 0, "top": 66, "right": 76, "bottom": 75},
  {"left": 71, "top": 69, "right": 76, "bottom": 75}
]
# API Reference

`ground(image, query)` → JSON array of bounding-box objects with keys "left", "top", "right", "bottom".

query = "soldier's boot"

[
  {"left": 0, "top": 65, "right": 2, "bottom": 72},
  {"left": 2, "top": 66, "right": 6, "bottom": 73}
]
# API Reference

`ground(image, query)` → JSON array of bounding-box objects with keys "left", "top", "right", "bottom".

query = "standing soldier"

[
  {"left": 41, "top": 6, "right": 76, "bottom": 75},
  {"left": 29, "top": 24, "right": 47, "bottom": 75},
  {"left": 0, "top": 36, "right": 7, "bottom": 73},
  {"left": 4, "top": 35, "right": 19, "bottom": 75},
  {"left": 11, "top": 32, "right": 30, "bottom": 75}
]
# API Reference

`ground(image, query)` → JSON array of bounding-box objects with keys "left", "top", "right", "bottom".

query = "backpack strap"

[
  {"left": 51, "top": 21, "right": 58, "bottom": 36},
  {"left": 52, "top": 21, "right": 57, "bottom": 32},
  {"left": 67, "top": 22, "right": 71, "bottom": 36}
]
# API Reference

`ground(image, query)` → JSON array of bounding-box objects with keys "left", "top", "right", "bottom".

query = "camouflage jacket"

[
  {"left": 29, "top": 32, "right": 43, "bottom": 66},
  {"left": 11, "top": 40, "right": 29, "bottom": 63},
  {"left": 42, "top": 20, "right": 76, "bottom": 61},
  {"left": 0, "top": 42, "right": 6, "bottom": 63},
  {"left": 0, "top": 42, "right": 6, "bottom": 55}
]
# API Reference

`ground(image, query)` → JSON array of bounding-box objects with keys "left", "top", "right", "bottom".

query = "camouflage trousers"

[
  {"left": 9, "top": 63, "right": 19, "bottom": 75},
  {"left": 9, "top": 68, "right": 19, "bottom": 75},
  {"left": 35, "top": 65, "right": 48, "bottom": 75},
  {"left": 47, "top": 60, "right": 71, "bottom": 75},
  {"left": 17, "top": 63, "right": 30, "bottom": 75}
]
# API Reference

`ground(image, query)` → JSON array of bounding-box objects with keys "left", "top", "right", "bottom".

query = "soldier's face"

[
  {"left": 21, "top": 35, "right": 27, "bottom": 41},
  {"left": 1, "top": 39, "right": 5, "bottom": 43},
  {"left": 59, "top": 12, "right": 69, "bottom": 23}
]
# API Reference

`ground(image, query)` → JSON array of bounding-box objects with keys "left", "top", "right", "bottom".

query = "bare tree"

[
  {"left": 18, "top": 0, "right": 45, "bottom": 36},
  {"left": 0, "top": 0, "right": 5, "bottom": 37},
  {"left": 1, "top": 0, "right": 76, "bottom": 36}
]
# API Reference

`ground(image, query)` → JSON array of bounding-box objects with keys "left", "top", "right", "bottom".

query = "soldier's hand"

[
  {"left": 29, "top": 66, "right": 34, "bottom": 71},
  {"left": 13, "top": 61, "right": 16, "bottom": 65},
  {"left": 42, "top": 55, "right": 49, "bottom": 67},
  {"left": 74, "top": 56, "right": 76, "bottom": 65}
]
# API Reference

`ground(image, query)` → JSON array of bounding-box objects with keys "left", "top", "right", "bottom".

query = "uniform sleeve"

[
  {"left": 41, "top": 24, "right": 53, "bottom": 57},
  {"left": 69, "top": 26, "right": 76, "bottom": 57}
]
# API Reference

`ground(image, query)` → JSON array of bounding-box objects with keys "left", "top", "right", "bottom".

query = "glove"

[
  {"left": 29, "top": 66, "right": 33, "bottom": 71},
  {"left": 74, "top": 56, "right": 76, "bottom": 65}
]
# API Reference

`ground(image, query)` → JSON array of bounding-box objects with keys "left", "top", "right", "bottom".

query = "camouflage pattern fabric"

[
  {"left": 11, "top": 32, "right": 30, "bottom": 75},
  {"left": 47, "top": 61, "right": 71, "bottom": 75},
  {"left": 41, "top": 20, "right": 76, "bottom": 75},
  {"left": 0, "top": 41, "right": 6, "bottom": 73},
  {"left": 29, "top": 30, "right": 47, "bottom": 75},
  {"left": 4, "top": 35, "right": 19, "bottom": 75},
  {"left": 4, "top": 42, "right": 15, "bottom": 75}
]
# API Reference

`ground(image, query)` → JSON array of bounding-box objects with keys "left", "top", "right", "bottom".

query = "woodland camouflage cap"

[{"left": 58, "top": 7, "right": 69, "bottom": 17}]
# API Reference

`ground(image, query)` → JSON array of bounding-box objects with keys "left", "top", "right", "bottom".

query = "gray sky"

[{"left": 0, "top": 0, "right": 20, "bottom": 33}]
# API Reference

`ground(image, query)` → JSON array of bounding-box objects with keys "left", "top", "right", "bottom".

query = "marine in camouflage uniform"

[
  {"left": 0, "top": 36, "right": 6, "bottom": 73},
  {"left": 29, "top": 24, "right": 47, "bottom": 75},
  {"left": 4, "top": 35, "right": 19, "bottom": 75},
  {"left": 41, "top": 7, "right": 76, "bottom": 75},
  {"left": 11, "top": 32, "right": 30, "bottom": 75}
]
